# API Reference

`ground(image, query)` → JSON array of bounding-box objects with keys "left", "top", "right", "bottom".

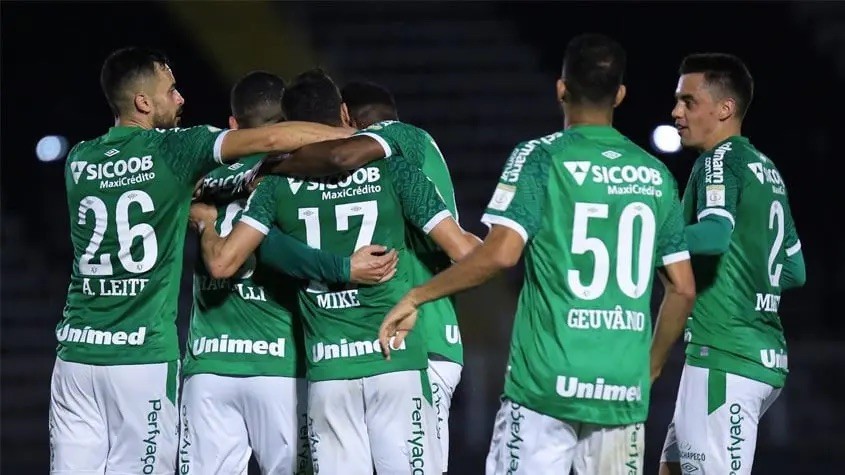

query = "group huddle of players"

[{"left": 49, "top": 33, "right": 804, "bottom": 475}]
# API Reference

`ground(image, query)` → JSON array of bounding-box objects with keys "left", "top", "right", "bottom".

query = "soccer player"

[
  {"left": 188, "top": 68, "right": 479, "bottom": 474},
  {"left": 341, "top": 80, "right": 464, "bottom": 474},
  {"left": 180, "top": 71, "right": 397, "bottom": 475},
  {"left": 659, "top": 54, "right": 806, "bottom": 475},
  {"left": 51, "top": 47, "right": 349, "bottom": 474},
  {"left": 378, "top": 34, "right": 697, "bottom": 475}
]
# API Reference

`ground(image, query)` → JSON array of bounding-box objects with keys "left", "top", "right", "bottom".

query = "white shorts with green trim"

[
  {"left": 49, "top": 358, "right": 179, "bottom": 475},
  {"left": 660, "top": 364, "right": 781, "bottom": 474},
  {"left": 486, "top": 398, "right": 644, "bottom": 475}
]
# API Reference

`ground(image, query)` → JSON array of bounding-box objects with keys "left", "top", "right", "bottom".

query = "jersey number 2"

[
  {"left": 767, "top": 201, "right": 785, "bottom": 287},
  {"left": 568, "top": 202, "right": 656, "bottom": 300}
]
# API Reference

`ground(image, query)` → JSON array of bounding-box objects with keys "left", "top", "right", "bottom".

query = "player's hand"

[
  {"left": 378, "top": 295, "right": 419, "bottom": 360},
  {"left": 350, "top": 245, "right": 398, "bottom": 284},
  {"left": 189, "top": 203, "right": 217, "bottom": 232}
]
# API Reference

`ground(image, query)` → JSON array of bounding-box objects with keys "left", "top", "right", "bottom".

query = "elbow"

[
  {"left": 490, "top": 245, "right": 520, "bottom": 269},
  {"left": 207, "top": 254, "right": 240, "bottom": 280},
  {"left": 675, "top": 282, "right": 697, "bottom": 304},
  {"left": 328, "top": 146, "right": 362, "bottom": 171}
]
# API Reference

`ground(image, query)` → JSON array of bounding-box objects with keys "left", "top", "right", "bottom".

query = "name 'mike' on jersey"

[
  {"left": 183, "top": 155, "right": 305, "bottom": 379},
  {"left": 682, "top": 136, "right": 800, "bottom": 388},
  {"left": 482, "top": 125, "right": 689, "bottom": 426},
  {"left": 358, "top": 120, "right": 463, "bottom": 364},
  {"left": 240, "top": 157, "right": 451, "bottom": 382},
  {"left": 60, "top": 125, "right": 229, "bottom": 365}
]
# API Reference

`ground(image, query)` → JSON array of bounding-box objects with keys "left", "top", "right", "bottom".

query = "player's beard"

[{"left": 152, "top": 107, "right": 182, "bottom": 129}]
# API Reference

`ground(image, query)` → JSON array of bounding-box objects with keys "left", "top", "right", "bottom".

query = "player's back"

[
  {"left": 359, "top": 120, "right": 464, "bottom": 362},
  {"left": 185, "top": 156, "right": 304, "bottom": 378},
  {"left": 258, "top": 156, "right": 448, "bottom": 381},
  {"left": 485, "top": 125, "right": 687, "bottom": 425},
  {"left": 682, "top": 137, "right": 799, "bottom": 387},
  {"left": 61, "top": 125, "right": 225, "bottom": 365}
]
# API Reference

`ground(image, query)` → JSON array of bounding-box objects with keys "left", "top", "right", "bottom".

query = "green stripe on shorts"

[
  {"left": 166, "top": 360, "right": 178, "bottom": 406},
  {"left": 707, "top": 368, "right": 727, "bottom": 415},
  {"left": 420, "top": 369, "right": 433, "bottom": 405}
]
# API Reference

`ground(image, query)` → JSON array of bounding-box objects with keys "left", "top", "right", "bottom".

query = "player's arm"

[
  {"left": 684, "top": 156, "right": 741, "bottom": 255},
  {"left": 219, "top": 122, "right": 354, "bottom": 163},
  {"left": 264, "top": 134, "right": 388, "bottom": 177},
  {"left": 263, "top": 121, "right": 413, "bottom": 177},
  {"left": 650, "top": 195, "right": 696, "bottom": 383},
  {"left": 379, "top": 142, "right": 550, "bottom": 356},
  {"left": 258, "top": 226, "right": 398, "bottom": 285},
  {"left": 164, "top": 123, "right": 351, "bottom": 187},
  {"left": 780, "top": 210, "right": 806, "bottom": 290},
  {"left": 190, "top": 178, "right": 281, "bottom": 279}
]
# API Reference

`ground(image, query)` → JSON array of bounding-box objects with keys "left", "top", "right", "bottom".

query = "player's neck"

[
  {"left": 563, "top": 107, "right": 613, "bottom": 130},
  {"left": 699, "top": 123, "right": 743, "bottom": 152},
  {"left": 114, "top": 114, "right": 153, "bottom": 130}
]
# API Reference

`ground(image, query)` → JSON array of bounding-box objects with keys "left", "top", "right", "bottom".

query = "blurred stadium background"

[{"left": 2, "top": 1, "right": 843, "bottom": 473}]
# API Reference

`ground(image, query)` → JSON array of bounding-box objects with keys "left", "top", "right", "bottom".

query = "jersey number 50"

[{"left": 568, "top": 201, "right": 656, "bottom": 300}]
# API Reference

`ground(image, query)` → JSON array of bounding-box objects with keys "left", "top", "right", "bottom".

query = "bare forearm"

[
  {"left": 650, "top": 292, "right": 694, "bottom": 380},
  {"left": 269, "top": 140, "right": 347, "bottom": 177},
  {"left": 408, "top": 247, "right": 503, "bottom": 306},
  {"left": 198, "top": 224, "right": 243, "bottom": 279}
]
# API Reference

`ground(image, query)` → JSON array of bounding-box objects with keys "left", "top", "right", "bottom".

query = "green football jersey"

[
  {"left": 482, "top": 125, "right": 689, "bottom": 425},
  {"left": 60, "top": 125, "right": 229, "bottom": 365},
  {"left": 682, "top": 136, "right": 800, "bottom": 388},
  {"left": 196, "top": 154, "right": 263, "bottom": 204},
  {"left": 359, "top": 120, "right": 463, "bottom": 364},
  {"left": 240, "top": 157, "right": 451, "bottom": 381},
  {"left": 183, "top": 156, "right": 305, "bottom": 378}
]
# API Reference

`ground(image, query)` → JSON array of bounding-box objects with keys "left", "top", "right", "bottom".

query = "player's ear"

[
  {"left": 556, "top": 78, "right": 567, "bottom": 104},
  {"left": 718, "top": 97, "right": 736, "bottom": 121},
  {"left": 340, "top": 103, "right": 351, "bottom": 127},
  {"left": 134, "top": 93, "right": 152, "bottom": 114},
  {"left": 228, "top": 116, "right": 239, "bottom": 130},
  {"left": 613, "top": 84, "right": 627, "bottom": 108}
]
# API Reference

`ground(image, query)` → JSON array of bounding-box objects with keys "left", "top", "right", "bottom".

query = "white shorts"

[
  {"left": 660, "top": 364, "right": 781, "bottom": 475},
  {"left": 486, "top": 399, "right": 644, "bottom": 475},
  {"left": 179, "top": 374, "right": 309, "bottom": 475},
  {"left": 427, "top": 360, "right": 462, "bottom": 473},
  {"left": 308, "top": 370, "right": 440, "bottom": 475},
  {"left": 49, "top": 358, "right": 179, "bottom": 475}
]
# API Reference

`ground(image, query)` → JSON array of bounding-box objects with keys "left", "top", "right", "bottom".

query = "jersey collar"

[
  {"left": 709, "top": 135, "right": 749, "bottom": 152},
  {"left": 566, "top": 124, "right": 622, "bottom": 137},
  {"left": 106, "top": 125, "right": 145, "bottom": 140}
]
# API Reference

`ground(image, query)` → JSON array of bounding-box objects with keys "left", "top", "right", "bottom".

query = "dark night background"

[{"left": 2, "top": 1, "right": 843, "bottom": 473}]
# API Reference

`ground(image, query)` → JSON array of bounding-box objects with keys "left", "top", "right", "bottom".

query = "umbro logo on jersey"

[
  {"left": 104, "top": 148, "right": 120, "bottom": 157},
  {"left": 288, "top": 177, "right": 304, "bottom": 195},
  {"left": 747, "top": 163, "right": 765, "bottom": 184},
  {"left": 70, "top": 161, "right": 88, "bottom": 184},
  {"left": 602, "top": 150, "right": 621, "bottom": 159},
  {"left": 227, "top": 162, "right": 244, "bottom": 171},
  {"left": 564, "top": 161, "right": 591, "bottom": 186}
]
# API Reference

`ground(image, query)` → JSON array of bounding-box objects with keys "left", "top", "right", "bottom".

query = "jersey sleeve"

[
  {"left": 694, "top": 152, "right": 741, "bottom": 228},
  {"left": 385, "top": 158, "right": 451, "bottom": 234},
  {"left": 657, "top": 192, "right": 691, "bottom": 267},
  {"left": 480, "top": 142, "right": 551, "bottom": 243},
  {"left": 239, "top": 176, "right": 281, "bottom": 235},
  {"left": 158, "top": 125, "right": 231, "bottom": 185},
  {"left": 355, "top": 120, "right": 426, "bottom": 167},
  {"left": 783, "top": 202, "right": 801, "bottom": 257}
]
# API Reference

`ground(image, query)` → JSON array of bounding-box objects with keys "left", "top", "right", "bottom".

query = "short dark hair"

[
  {"left": 679, "top": 53, "right": 754, "bottom": 120},
  {"left": 282, "top": 68, "right": 343, "bottom": 126},
  {"left": 230, "top": 71, "right": 286, "bottom": 128},
  {"left": 561, "top": 34, "right": 626, "bottom": 107},
  {"left": 342, "top": 81, "right": 398, "bottom": 127},
  {"left": 100, "top": 47, "right": 170, "bottom": 116}
]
